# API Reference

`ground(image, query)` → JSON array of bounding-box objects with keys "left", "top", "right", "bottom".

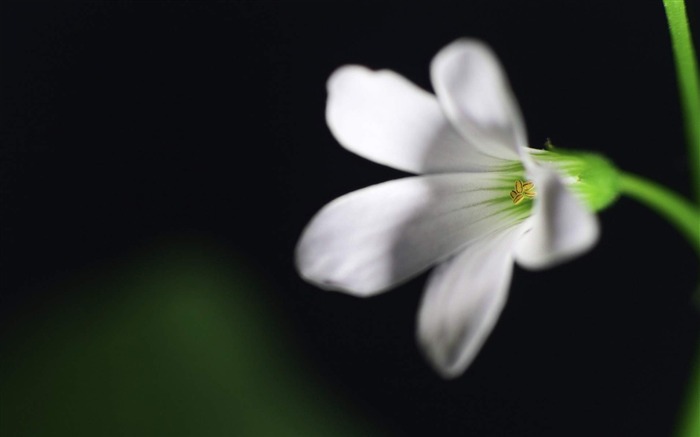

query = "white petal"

[
  {"left": 417, "top": 226, "right": 523, "bottom": 378},
  {"left": 514, "top": 169, "right": 599, "bottom": 270},
  {"left": 430, "top": 39, "right": 527, "bottom": 161},
  {"left": 326, "top": 65, "right": 505, "bottom": 174},
  {"left": 296, "top": 173, "right": 526, "bottom": 297}
]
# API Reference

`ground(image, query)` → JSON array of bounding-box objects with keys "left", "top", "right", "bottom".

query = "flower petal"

[
  {"left": 296, "top": 173, "right": 526, "bottom": 297},
  {"left": 514, "top": 169, "right": 599, "bottom": 270},
  {"left": 417, "top": 226, "right": 523, "bottom": 378},
  {"left": 430, "top": 39, "right": 527, "bottom": 161},
  {"left": 326, "top": 65, "right": 505, "bottom": 174}
]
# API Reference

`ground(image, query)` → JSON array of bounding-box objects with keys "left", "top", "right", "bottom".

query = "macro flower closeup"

[{"left": 296, "top": 39, "right": 603, "bottom": 378}]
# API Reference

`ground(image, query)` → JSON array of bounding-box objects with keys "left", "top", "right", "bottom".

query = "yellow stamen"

[{"left": 510, "top": 179, "right": 536, "bottom": 204}]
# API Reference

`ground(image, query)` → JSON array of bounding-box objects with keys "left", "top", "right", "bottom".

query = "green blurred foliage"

[{"left": 0, "top": 240, "right": 380, "bottom": 437}]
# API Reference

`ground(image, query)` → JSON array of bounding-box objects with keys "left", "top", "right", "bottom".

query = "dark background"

[{"left": 2, "top": 2, "right": 699, "bottom": 436}]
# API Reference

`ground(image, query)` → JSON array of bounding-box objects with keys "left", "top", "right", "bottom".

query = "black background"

[{"left": 2, "top": 2, "right": 699, "bottom": 436}]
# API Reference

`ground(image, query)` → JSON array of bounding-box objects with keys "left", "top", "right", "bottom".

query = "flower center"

[{"left": 510, "top": 180, "right": 536, "bottom": 205}]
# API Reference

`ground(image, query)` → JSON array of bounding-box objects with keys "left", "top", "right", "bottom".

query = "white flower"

[{"left": 295, "top": 39, "right": 599, "bottom": 378}]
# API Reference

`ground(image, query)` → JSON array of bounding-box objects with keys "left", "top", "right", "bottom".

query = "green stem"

[
  {"left": 663, "top": 0, "right": 700, "bottom": 202},
  {"left": 660, "top": 3, "right": 700, "bottom": 437},
  {"left": 676, "top": 342, "right": 700, "bottom": 437},
  {"left": 618, "top": 171, "right": 700, "bottom": 255}
]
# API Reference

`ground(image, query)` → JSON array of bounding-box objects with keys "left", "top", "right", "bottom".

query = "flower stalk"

[
  {"left": 676, "top": 343, "right": 700, "bottom": 437},
  {"left": 617, "top": 171, "right": 700, "bottom": 255},
  {"left": 662, "top": 2, "right": 700, "bottom": 437},
  {"left": 663, "top": 0, "right": 700, "bottom": 202}
]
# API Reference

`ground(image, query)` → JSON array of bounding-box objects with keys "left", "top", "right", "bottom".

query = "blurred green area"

[{"left": 0, "top": 240, "right": 381, "bottom": 436}]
